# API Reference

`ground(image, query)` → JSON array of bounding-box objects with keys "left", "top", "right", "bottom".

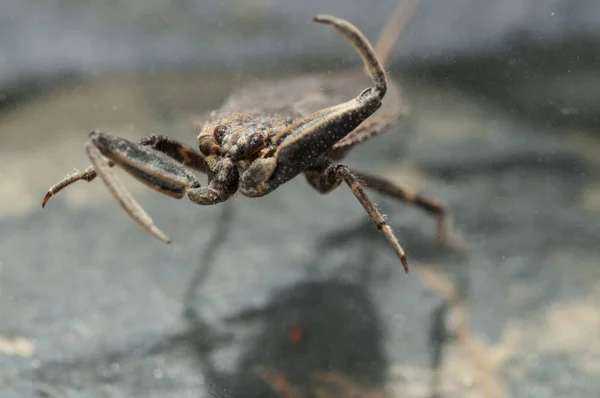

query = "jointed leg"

[
  {"left": 308, "top": 166, "right": 466, "bottom": 254},
  {"left": 42, "top": 133, "right": 207, "bottom": 207},
  {"left": 83, "top": 131, "right": 206, "bottom": 242},
  {"left": 138, "top": 134, "right": 207, "bottom": 173},
  {"left": 350, "top": 170, "right": 465, "bottom": 251},
  {"left": 374, "top": 0, "right": 420, "bottom": 65},
  {"left": 85, "top": 141, "right": 172, "bottom": 243},
  {"left": 313, "top": 15, "right": 386, "bottom": 96},
  {"left": 313, "top": 162, "right": 409, "bottom": 273},
  {"left": 43, "top": 131, "right": 237, "bottom": 243}
]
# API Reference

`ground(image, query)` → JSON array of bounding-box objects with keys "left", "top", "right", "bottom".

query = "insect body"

[{"left": 42, "top": 8, "right": 455, "bottom": 273}]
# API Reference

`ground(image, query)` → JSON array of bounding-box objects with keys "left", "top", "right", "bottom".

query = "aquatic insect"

[{"left": 42, "top": 2, "right": 455, "bottom": 273}]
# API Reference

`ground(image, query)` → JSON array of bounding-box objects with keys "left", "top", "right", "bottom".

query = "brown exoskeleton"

[{"left": 42, "top": 2, "right": 457, "bottom": 274}]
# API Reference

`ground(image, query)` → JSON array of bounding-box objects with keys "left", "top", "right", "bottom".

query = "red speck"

[{"left": 288, "top": 326, "right": 306, "bottom": 345}]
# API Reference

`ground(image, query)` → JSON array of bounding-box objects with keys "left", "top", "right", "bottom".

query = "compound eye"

[
  {"left": 247, "top": 133, "right": 265, "bottom": 154},
  {"left": 213, "top": 125, "right": 227, "bottom": 145}
]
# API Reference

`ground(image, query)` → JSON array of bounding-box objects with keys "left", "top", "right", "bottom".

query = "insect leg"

[
  {"left": 312, "top": 15, "right": 386, "bottom": 96},
  {"left": 374, "top": 0, "right": 420, "bottom": 65},
  {"left": 79, "top": 131, "right": 208, "bottom": 242},
  {"left": 75, "top": 131, "right": 238, "bottom": 242},
  {"left": 138, "top": 134, "right": 207, "bottom": 173},
  {"left": 85, "top": 140, "right": 171, "bottom": 243},
  {"left": 350, "top": 170, "right": 467, "bottom": 252},
  {"left": 186, "top": 156, "right": 239, "bottom": 205},
  {"left": 42, "top": 133, "right": 206, "bottom": 207},
  {"left": 316, "top": 162, "right": 409, "bottom": 273}
]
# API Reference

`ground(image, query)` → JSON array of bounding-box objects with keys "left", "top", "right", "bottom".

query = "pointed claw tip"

[
  {"left": 42, "top": 192, "right": 52, "bottom": 208},
  {"left": 149, "top": 225, "right": 171, "bottom": 244},
  {"left": 401, "top": 257, "right": 409, "bottom": 273},
  {"left": 158, "top": 234, "right": 171, "bottom": 244}
]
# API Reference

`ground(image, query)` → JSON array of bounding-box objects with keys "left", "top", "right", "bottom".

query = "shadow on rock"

[{"left": 192, "top": 279, "right": 389, "bottom": 398}]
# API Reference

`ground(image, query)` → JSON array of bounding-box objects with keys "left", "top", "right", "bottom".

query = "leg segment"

[
  {"left": 318, "top": 162, "right": 409, "bottom": 273},
  {"left": 188, "top": 155, "right": 238, "bottom": 205},
  {"left": 351, "top": 170, "right": 456, "bottom": 247},
  {"left": 305, "top": 168, "right": 344, "bottom": 194},
  {"left": 239, "top": 15, "right": 387, "bottom": 197},
  {"left": 307, "top": 166, "right": 467, "bottom": 253},
  {"left": 85, "top": 141, "right": 172, "bottom": 243},
  {"left": 313, "top": 15, "right": 386, "bottom": 96},
  {"left": 138, "top": 134, "right": 207, "bottom": 173},
  {"left": 48, "top": 131, "right": 237, "bottom": 243},
  {"left": 373, "top": 0, "right": 420, "bottom": 65},
  {"left": 42, "top": 133, "right": 207, "bottom": 207}
]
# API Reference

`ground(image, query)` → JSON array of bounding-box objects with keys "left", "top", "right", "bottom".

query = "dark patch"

[
  {"left": 0, "top": 70, "right": 83, "bottom": 116},
  {"left": 197, "top": 279, "right": 389, "bottom": 398}
]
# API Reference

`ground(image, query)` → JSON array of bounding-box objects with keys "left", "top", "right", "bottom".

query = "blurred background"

[{"left": 1, "top": 0, "right": 599, "bottom": 397}]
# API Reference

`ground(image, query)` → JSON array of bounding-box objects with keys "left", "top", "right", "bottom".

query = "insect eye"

[
  {"left": 213, "top": 125, "right": 227, "bottom": 145},
  {"left": 247, "top": 133, "right": 265, "bottom": 154}
]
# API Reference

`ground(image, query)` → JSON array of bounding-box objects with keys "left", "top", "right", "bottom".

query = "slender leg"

[
  {"left": 350, "top": 169, "right": 466, "bottom": 251},
  {"left": 84, "top": 141, "right": 172, "bottom": 242},
  {"left": 373, "top": 0, "right": 420, "bottom": 65},
  {"left": 312, "top": 162, "right": 409, "bottom": 273},
  {"left": 308, "top": 164, "right": 467, "bottom": 253},
  {"left": 42, "top": 133, "right": 207, "bottom": 207},
  {"left": 54, "top": 131, "right": 238, "bottom": 242}
]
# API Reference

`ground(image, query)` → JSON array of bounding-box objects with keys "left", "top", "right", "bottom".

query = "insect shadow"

[
  {"left": 308, "top": 215, "right": 509, "bottom": 398},
  {"left": 310, "top": 216, "right": 471, "bottom": 398},
  {"left": 182, "top": 202, "right": 464, "bottom": 398},
  {"left": 188, "top": 277, "right": 390, "bottom": 398}
]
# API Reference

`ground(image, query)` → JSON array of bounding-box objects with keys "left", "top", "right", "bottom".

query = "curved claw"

[
  {"left": 42, "top": 192, "right": 52, "bottom": 208},
  {"left": 41, "top": 167, "right": 97, "bottom": 208},
  {"left": 312, "top": 14, "right": 386, "bottom": 97}
]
